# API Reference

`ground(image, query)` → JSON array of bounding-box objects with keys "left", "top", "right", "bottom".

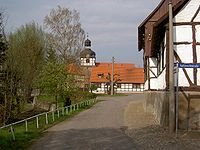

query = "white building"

[
  {"left": 138, "top": 0, "right": 200, "bottom": 130},
  {"left": 80, "top": 38, "right": 144, "bottom": 94}
]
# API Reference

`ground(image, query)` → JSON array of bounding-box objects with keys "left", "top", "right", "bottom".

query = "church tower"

[{"left": 80, "top": 37, "right": 96, "bottom": 67}]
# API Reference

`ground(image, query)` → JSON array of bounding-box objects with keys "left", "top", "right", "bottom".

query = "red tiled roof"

[
  {"left": 67, "top": 64, "right": 84, "bottom": 75},
  {"left": 90, "top": 63, "right": 144, "bottom": 83}
]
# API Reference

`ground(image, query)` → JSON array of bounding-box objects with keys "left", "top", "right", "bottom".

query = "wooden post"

[
  {"left": 52, "top": 111, "right": 55, "bottom": 122},
  {"left": 169, "top": 1, "right": 175, "bottom": 133},
  {"left": 45, "top": 113, "right": 48, "bottom": 124},
  {"left": 57, "top": 109, "right": 60, "bottom": 118},
  {"left": 25, "top": 120, "right": 28, "bottom": 132},
  {"left": 111, "top": 57, "right": 114, "bottom": 95},
  {"left": 36, "top": 117, "right": 39, "bottom": 128},
  {"left": 10, "top": 126, "right": 15, "bottom": 141}
]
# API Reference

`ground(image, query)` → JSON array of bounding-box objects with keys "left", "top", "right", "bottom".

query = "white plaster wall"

[
  {"left": 157, "top": 68, "right": 166, "bottom": 90},
  {"left": 150, "top": 68, "right": 158, "bottom": 78},
  {"left": 144, "top": 80, "right": 149, "bottom": 90},
  {"left": 149, "top": 58, "right": 158, "bottom": 78},
  {"left": 178, "top": 68, "right": 193, "bottom": 86},
  {"left": 174, "top": 0, "right": 200, "bottom": 22},
  {"left": 196, "top": 25, "right": 200, "bottom": 43},
  {"left": 173, "top": 25, "right": 192, "bottom": 43},
  {"left": 174, "top": 44, "right": 194, "bottom": 86},
  {"left": 150, "top": 78, "right": 158, "bottom": 90},
  {"left": 149, "top": 58, "right": 157, "bottom": 67},
  {"left": 194, "top": 9, "right": 200, "bottom": 22},
  {"left": 174, "top": 44, "right": 193, "bottom": 63}
]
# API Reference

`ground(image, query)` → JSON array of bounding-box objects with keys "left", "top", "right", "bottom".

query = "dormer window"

[{"left": 98, "top": 73, "right": 104, "bottom": 79}]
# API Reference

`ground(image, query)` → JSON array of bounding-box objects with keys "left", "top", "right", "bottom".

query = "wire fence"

[{"left": 0, "top": 99, "right": 97, "bottom": 141}]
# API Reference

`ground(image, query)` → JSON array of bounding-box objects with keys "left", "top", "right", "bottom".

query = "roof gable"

[{"left": 138, "top": 0, "right": 189, "bottom": 56}]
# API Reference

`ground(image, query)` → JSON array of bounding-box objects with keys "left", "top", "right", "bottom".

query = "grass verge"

[{"left": 0, "top": 101, "right": 97, "bottom": 150}]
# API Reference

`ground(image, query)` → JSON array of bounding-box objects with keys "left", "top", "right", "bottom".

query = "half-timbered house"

[
  {"left": 80, "top": 38, "right": 144, "bottom": 94},
  {"left": 138, "top": 0, "right": 200, "bottom": 129}
]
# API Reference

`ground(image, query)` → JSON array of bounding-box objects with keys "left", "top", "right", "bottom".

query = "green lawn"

[{"left": 0, "top": 100, "right": 97, "bottom": 150}]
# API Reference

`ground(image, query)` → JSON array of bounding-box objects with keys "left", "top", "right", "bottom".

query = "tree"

[
  {"left": 0, "top": 11, "right": 8, "bottom": 125},
  {"left": 90, "top": 84, "right": 98, "bottom": 93},
  {"left": 44, "top": 5, "right": 85, "bottom": 64},
  {"left": 34, "top": 62, "right": 79, "bottom": 108},
  {"left": 6, "top": 22, "right": 46, "bottom": 114},
  {"left": 105, "top": 73, "right": 121, "bottom": 95}
]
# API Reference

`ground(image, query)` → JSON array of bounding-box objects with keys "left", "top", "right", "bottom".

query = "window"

[
  {"left": 117, "top": 84, "right": 121, "bottom": 88},
  {"left": 97, "top": 73, "right": 104, "bottom": 79},
  {"left": 86, "top": 59, "right": 90, "bottom": 63},
  {"left": 158, "top": 41, "right": 165, "bottom": 74}
]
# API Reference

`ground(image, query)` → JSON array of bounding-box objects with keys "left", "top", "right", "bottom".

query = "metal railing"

[{"left": 0, "top": 99, "right": 97, "bottom": 140}]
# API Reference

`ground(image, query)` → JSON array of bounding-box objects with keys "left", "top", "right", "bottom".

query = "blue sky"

[{"left": 1, "top": 0, "right": 160, "bottom": 67}]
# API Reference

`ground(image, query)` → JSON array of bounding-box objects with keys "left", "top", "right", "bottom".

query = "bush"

[{"left": 67, "top": 90, "right": 97, "bottom": 104}]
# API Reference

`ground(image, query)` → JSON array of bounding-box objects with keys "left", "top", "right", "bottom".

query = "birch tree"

[{"left": 44, "top": 6, "right": 85, "bottom": 64}]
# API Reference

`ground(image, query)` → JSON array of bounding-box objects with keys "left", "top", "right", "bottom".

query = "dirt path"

[{"left": 29, "top": 94, "right": 144, "bottom": 150}]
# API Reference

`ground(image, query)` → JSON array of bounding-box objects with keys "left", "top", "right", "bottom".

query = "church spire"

[{"left": 85, "top": 33, "right": 91, "bottom": 47}]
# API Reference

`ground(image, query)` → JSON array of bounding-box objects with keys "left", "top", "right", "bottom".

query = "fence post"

[
  {"left": 52, "top": 111, "right": 55, "bottom": 122},
  {"left": 66, "top": 107, "right": 68, "bottom": 115},
  {"left": 25, "top": 120, "right": 28, "bottom": 132},
  {"left": 57, "top": 109, "right": 60, "bottom": 118},
  {"left": 36, "top": 117, "right": 39, "bottom": 128},
  {"left": 77, "top": 103, "right": 79, "bottom": 110},
  {"left": 10, "top": 125, "right": 15, "bottom": 141},
  {"left": 45, "top": 113, "right": 48, "bottom": 124},
  {"left": 62, "top": 108, "right": 64, "bottom": 116},
  {"left": 70, "top": 106, "right": 72, "bottom": 113}
]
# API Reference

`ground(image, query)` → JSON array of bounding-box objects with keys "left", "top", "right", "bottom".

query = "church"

[{"left": 79, "top": 37, "right": 144, "bottom": 94}]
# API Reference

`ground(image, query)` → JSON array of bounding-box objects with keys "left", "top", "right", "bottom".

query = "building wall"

[
  {"left": 93, "top": 82, "right": 144, "bottom": 94},
  {"left": 174, "top": 0, "right": 200, "bottom": 22},
  {"left": 145, "top": 0, "right": 200, "bottom": 90},
  {"left": 145, "top": 91, "right": 200, "bottom": 130},
  {"left": 81, "top": 58, "right": 96, "bottom": 66},
  {"left": 144, "top": 0, "right": 200, "bottom": 130},
  {"left": 174, "top": 0, "right": 200, "bottom": 86}
]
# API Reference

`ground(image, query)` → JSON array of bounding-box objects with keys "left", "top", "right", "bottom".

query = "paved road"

[{"left": 29, "top": 94, "right": 144, "bottom": 150}]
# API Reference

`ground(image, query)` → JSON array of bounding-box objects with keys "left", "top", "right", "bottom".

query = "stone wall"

[
  {"left": 178, "top": 91, "right": 200, "bottom": 130},
  {"left": 144, "top": 91, "right": 200, "bottom": 130},
  {"left": 33, "top": 97, "right": 56, "bottom": 111},
  {"left": 144, "top": 91, "right": 169, "bottom": 127}
]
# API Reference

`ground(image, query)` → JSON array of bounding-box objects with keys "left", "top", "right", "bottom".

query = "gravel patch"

[{"left": 124, "top": 100, "right": 200, "bottom": 150}]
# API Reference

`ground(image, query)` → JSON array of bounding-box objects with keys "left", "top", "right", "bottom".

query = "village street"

[{"left": 29, "top": 94, "right": 200, "bottom": 150}]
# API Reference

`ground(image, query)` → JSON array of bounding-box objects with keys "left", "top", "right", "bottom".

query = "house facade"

[
  {"left": 138, "top": 0, "right": 200, "bottom": 130},
  {"left": 90, "top": 63, "right": 144, "bottom": 94},
  {"left": 80, "top": 38, "right": 144, "bottom": 94}
]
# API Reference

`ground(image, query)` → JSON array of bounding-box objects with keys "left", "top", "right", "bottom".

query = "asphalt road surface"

[{"left": 29, "top": 94, "right": 144, "bottom": 150}]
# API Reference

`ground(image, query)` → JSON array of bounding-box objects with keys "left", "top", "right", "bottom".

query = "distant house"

[
  {"left": 80, "top": 38, "right": 144, "bottom": 94},
  {"left": 90, "top": 63, "right": 144, "bottom": 94},
  {"left": 138, "top": 0, "right": 200, "bottom": 129},
  {"left": 67, "top": 64, "right": 86, "bottom": 89}
]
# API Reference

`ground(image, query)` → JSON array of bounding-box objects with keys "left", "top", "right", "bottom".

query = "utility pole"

[
  {"left": 169, "top": 1, "right": 175, "bottom": 133},
  {"left": 111, "top": 57, "right": 114, "bottom": 95}
]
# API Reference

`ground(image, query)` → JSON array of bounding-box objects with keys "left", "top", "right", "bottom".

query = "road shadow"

[{"left": 29, "top": 128, "right": 142, "bottom": 150}]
